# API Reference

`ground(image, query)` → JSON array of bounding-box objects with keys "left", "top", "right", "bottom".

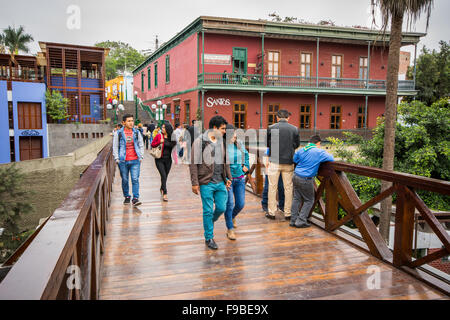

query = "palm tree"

[
  {"left": 0, "top": 33, "right": 5, "bottom": 54},
  {"left": 3, "top": 26, "right": 34, "bottom": 66},
  {"left": 371, "top": 0, "right": 434, "bottom": 242}
]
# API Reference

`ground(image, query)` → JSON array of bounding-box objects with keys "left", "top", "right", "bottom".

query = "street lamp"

[
  {"left": 152, "top": 100, "right": 167, "bottom": 126},
  {"left": 107, "top": 98, "right": 120, "bottom": 125}
]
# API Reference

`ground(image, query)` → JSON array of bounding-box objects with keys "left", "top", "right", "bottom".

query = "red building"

[{"left": 133, "top": 16, "right": 423, "bottom": 137}]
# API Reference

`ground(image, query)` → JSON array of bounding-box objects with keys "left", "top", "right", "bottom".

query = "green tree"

[
  {"left": 95, "top": 41, "right": 146, "bottom": 80},
  {"left": 2, "top": 25, "right": 34, "bottom": 66},
  {"left": 370, "top": 0, "right": 434, "bottom": 242},
  {"left": 0, "top": 166, "right": 33, "bottom": 236},
  {"left": 0, "top": 33, "right": 5, "bottom": 54},
  {"left": 407, "top": 41, "right": 449, "bottom": 105},
  {"left": 45, "top": 89, "right": 69, "bottom": 122},
  {"left": 329, "top": 98, "right": 450, "bottom": 211}
]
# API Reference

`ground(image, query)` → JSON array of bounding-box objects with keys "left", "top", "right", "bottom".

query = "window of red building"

[
  {"left": 268, "top": 51, "right": 280, "bottom": 79},
  {"left": 332, "top": 55, "right": 343, "bottom": 79},
  {"left": 330, "top": 105, "right": 342, "bottom": 129},
  {"left": 184, "top": 101, "right": 190, "bottom": 125},
  {"left": 233, "top": 101, "right": 246, "bottom": 129},
  {"left": 300, "top": 105, "right": 311, "bottom": 129},
  {"left": 300, "top": 53, "right": 312, "bottom": 78},
  {"left": 268, "top": 103, "right": 279, "bottom": 126},
  {"left": 357, "top": 106, "right": 366, "bottom": 129},
  {"left": 359, "top": 57, "right": 368, "bottom": 80}
]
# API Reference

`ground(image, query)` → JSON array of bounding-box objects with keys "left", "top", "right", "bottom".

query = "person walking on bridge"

[
  {"left": 113, "top": 114, "right": 144, "bottom": 206},
  {"left": 151, "top": 120, "right": 176, "bottom": 202},
  {"left": 223, "top": 124, "right": 250, "bottom": 240},
  {"left": 189, "top": 116, "right": 232, "bottom": 250}
]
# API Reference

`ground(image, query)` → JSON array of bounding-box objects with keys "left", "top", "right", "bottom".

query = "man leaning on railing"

[{"left": 290, "top": 135, "right": 334, "bottom": 228}]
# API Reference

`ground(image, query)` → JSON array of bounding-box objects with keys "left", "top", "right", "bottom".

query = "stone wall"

[{"left": 47, "top": 123, "right": 113, "bottom": 157}]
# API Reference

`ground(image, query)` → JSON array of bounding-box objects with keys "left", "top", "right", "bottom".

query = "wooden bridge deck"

[{"left": 99, "top": 154, "right": 447, "bottom": 300}]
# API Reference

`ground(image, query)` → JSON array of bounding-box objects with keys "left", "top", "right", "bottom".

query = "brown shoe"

[
  {"left": 226, "top": 229, "right": 236, "bottom": 240},
  {"left": 232, "top": 218, "right": 237, "bottom": 228}
]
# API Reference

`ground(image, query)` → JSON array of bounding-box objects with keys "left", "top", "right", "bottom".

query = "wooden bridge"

[{"left": 0, "top": 141, "right": 449, "bottom": 299}]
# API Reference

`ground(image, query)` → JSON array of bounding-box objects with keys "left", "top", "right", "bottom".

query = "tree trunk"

[{"left": 379, "top": 13, "right": 404, "bottom": 243}]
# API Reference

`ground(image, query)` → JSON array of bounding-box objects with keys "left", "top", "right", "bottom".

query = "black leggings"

[{"left": 155, "top": 157, "right": 172, "bottom": 195}]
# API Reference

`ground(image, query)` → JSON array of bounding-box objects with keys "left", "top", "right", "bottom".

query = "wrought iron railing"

[{"left": 198, "top": 73, "right": 415, "bottom": 91}]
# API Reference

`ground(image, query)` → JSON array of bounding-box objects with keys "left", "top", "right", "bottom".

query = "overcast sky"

[{"left": 1, "top": 0, "right": 449, "bottom": 60}]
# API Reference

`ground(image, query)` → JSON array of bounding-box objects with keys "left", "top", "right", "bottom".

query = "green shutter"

[
  {"left": 148, "top": 67, "right": 151, "bottom": 90},
  {"left": 141, "top": 72, "right": 144, "bottom": 92},
  {"left": 166, "top": 55, "right": 170, "bottom": 83},
  {"left": 154, "top": 62, "right": 158, "bottom": 88}
]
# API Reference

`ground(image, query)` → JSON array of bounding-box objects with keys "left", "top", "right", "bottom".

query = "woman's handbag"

[
  {"left": 150, "top": 144, "right": 162, "bottom": 158},
  {"left": 149, "top": 134, "right": 163, "bottom": 159},
  {"left": 178, "top": 147, "right": 184, "bottom": 158}
]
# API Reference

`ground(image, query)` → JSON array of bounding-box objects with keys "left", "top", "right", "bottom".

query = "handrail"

[
  {"left": 246, "top": 146, "right": 450, "bottom": 295},
  {"left": 0, "top": 141, "right": 115, "bottom": 300},
  {"left": 199, "top": 72, "right": 415, "bottom": 91}
]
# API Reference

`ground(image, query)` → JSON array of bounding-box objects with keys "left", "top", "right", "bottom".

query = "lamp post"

[
  {"left": 151, "top": 100, "right": 167, "bottom": 127},
  {"left": 106, "top": 98, "right": 124, "bottom": 125},
  {"left": 120, "top": 81, "right": 124, "bottom": 105},
  {"left": 134, "top": 91, "right": 140, "bottom": 125}
]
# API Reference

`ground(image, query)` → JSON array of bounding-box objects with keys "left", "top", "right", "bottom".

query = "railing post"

[
  {"left": 324, "top": 178, "right": 339, "bottom": 231},
  {"left": 393, "top": 185, "right": 416, "bottom": 267}
]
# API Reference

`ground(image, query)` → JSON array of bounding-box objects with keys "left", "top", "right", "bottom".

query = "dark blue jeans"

[
  {"left": 118, "top": 159, "right": 141, "bottom": 199},
  {"left": 225, "top": 177, "right": 246, "bottom": 230},
  {"left": 261, "top": 174, "right": 284, "bottom": 211}
]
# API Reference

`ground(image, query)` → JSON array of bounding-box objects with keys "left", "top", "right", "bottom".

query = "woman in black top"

[{"left": 152, "top": 120, "right": 176, "bottom": 201}]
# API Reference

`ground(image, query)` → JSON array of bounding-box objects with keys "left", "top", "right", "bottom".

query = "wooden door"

[{"left": 19, "top": 136, "right": 43, "bottom": 161}]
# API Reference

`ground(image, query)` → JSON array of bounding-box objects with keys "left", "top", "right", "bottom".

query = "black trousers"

[
  {"left": 143, "top": 136, "right": 149, "bottom": 149},
  {"left": 155, "top": 157, "right": 172, "bottom": 195}
]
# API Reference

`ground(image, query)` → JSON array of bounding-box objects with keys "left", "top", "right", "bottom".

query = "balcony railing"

[
  {"left": 0, "top": 65, "right": 45, "bottom": 82},
  {"left": 198, "top": 73, "right": 415, "bottom": 91}
]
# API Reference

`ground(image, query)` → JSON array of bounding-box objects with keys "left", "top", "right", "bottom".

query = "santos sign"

[{"left": 206, "top": 97, "right": 231, "bottom": 108}]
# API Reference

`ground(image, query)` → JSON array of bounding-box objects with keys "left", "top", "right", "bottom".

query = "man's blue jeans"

[
  {"left": 200, "top": 182, "right": 228, "bottom": 241},
  {"left": 261, "top": 174, "right": 285, "bottom": 211},
  {"left": 225, "top": 177, "right": 246, "bottom": 230},
  {"left": 118, "top": 159, "right": 141, "bottom": 199}
]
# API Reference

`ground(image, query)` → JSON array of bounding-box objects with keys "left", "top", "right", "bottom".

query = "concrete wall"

[
  {"left": 47, "top": 123, "right": 113, "bottom": 157},
  {"left": 0, "top": 135, "right": 111, "bottom": 173}
]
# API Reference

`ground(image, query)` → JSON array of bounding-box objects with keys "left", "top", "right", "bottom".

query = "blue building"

[{"left": 0, "top": 54, "right": 48, "bottom": 163}]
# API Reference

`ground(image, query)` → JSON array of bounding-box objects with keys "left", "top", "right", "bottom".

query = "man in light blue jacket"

[
  {"left": 113, "top": 114, "right": 144, "bottom": 206},
  {"left": 291, "top": 135, "right": 334, "bottom": 228}
]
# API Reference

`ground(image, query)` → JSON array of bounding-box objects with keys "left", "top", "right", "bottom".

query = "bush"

[{"left": 327, "top": 98, "right": 450, "bottom": 211}]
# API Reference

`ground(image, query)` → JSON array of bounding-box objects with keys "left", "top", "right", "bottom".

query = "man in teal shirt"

[{"left": 290, "top": 135, "right": 334, "bottom": 228}]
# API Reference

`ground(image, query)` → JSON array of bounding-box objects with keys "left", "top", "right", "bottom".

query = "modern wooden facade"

[{"left": 39, "top": 42, "right": 109, "bottom": 123}]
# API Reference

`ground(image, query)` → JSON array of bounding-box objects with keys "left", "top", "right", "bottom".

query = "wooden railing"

[
  {"left": 246, "top": 147, "right": 450, "bottom": 294},
  {"left": 0, "top": 141, "right": 115, "bottom": 299}
]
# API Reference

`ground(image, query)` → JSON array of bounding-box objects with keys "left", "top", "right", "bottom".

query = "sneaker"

[
  {"left": 123, "top": 197, "right": 131, "bottom": 204},
  {"left": 132, "top": 198, "right": 142, "bottom": 206},
  {"left": 227, "top": 229, "right": 236, "bottom": 240},
  {"left": 284, "top": 215, "right": 291, "bottom": 221},
  {"left": 205, "top": 239, "right": 218, "bottom": 250},
  {"left": 232, "top": 218, "right": 237, "bottom": 228}
]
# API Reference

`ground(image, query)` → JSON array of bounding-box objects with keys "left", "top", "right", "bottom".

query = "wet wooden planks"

[{"left": 99, "top": 153, "right": 448, "bottom": 300}]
